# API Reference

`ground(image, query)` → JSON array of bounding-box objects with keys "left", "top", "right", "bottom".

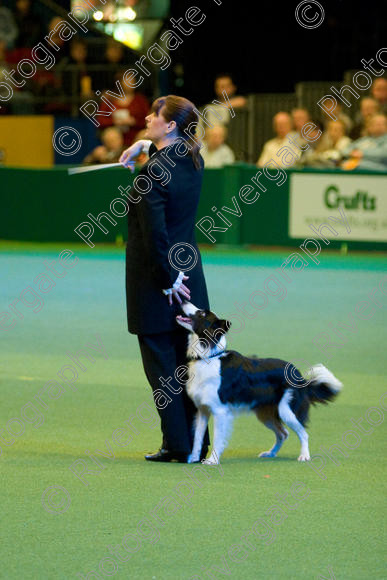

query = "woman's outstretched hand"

[
  {"left": 168, "top": 275, "right": 191, "bottom": 306},
  {"left": 120, "top": 141, "right": 144, "bottom": 173}
]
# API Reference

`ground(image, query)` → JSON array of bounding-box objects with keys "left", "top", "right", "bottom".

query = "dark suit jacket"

[{"left": 126, "top": 142, "right": 210, "bottom": 335}]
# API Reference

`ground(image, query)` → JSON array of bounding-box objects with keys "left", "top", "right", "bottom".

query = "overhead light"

[
  {"left": 125, "top": 7, "right": 137, "bottom": 21},
  {"left": 93, "top": 11, "right": 104, "bottom": 21},
  {"left": 117, "top": 7, "right": 137, "bottom": 21}
]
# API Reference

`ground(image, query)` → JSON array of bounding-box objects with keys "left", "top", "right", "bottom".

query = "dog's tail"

[
  {"left": 288, "top": 364, "right": 343, "bottom": 426},
  {"left": 305, "top": 363, "right": 343, "bottom": 405}
]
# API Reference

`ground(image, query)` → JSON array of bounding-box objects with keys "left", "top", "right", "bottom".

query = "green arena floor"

[{"left": 1, "top": 242, "right": 386, "bottom": 579}]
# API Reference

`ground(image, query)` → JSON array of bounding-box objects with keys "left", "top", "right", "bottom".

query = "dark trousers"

[{"left": 138, "top": 326, "right": 210, "bottom": 454}]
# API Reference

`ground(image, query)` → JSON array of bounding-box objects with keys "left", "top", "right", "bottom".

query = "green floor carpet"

[{"left": 1, "top": 243, "right": 386, "bottom": 579}]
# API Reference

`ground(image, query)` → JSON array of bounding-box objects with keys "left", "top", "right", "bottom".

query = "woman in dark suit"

[{"left": 120, "top": 95, "right": 210, "bottom": 462}]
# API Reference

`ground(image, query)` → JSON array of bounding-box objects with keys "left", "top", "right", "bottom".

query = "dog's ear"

[{"left": 219, "top": 319, "right": 231, "bottom": 333}]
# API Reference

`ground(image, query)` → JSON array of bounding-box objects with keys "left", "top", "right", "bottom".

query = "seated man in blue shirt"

[{"left": 341, "top": 114, "right": 387, "bottom": 171}]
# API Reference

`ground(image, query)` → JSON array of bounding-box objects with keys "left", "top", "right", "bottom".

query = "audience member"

[
  {"left": 214, "top": 73, "right": 247, "bottom": 110},
  {"left": 98, "top": 74, "right": 149, "bottom": 146},
  {"left": 321, "top": 101, "right": 353, "bottom": 133},
  {"left": 46, "top": 16, "right": 69, "bottom": 58},
  {"left": 30, "top": 17, "right": 69, "bottom": 114},
  {"left": 60, "top": 39, "right": 93, "bottom": 99},
  {"left": 13, "top": 0, "right": 43, "bottom": 49},
  {"left": 98, "top": 39, "right": 127, "bottom": 91},
  {"left": 341, "top": 114, "right": 387, "bottom": 171},
  {"left": 291, "top": 107, "right": 310, "bottom": 148},
  {"left": 33, "top": 67, "right": 66, "bottom": 114},
  {"left": 371, "top": 77, "right": 387, "bottom": 114},
  {"left": 351, "top": 97, "right": 380, "bottom": 140},
  {"left": 0, "top": 36, "right": 35, "bottom": 113},
  {"left": 0, "top": 39, "right": 9, "bottom": 78},
  {"left": 320, "top": 119, "right": 351, "bottom": 153},
  {"left": 83, "top": 127, "right": 124, "bottom": 165},
  {"left": 0, "top": 3, "right": 17, "bottom": 48},
  {"left": 302, "top": 120, "right": 351, "bottom": 166},
  {"left": 200, "top": 73, "right": 247, "bottom": 130},
  {"left": 0, "top": 40, "right": 11, "bottom": 113},
  {"left": 291, "top": 108, "right": 310, "bottom": 133},
  {"left": 257, "top": 112, "right": 297, "bottom": 167},
  {"left": 200, "top": 125, "right": 235, "bottom": 168},
  {"left": 106, "top": 39, "right": 125, "bottom": 66},
  {"left": 295, "top": 120, "right": 324, "bottom": 166}
]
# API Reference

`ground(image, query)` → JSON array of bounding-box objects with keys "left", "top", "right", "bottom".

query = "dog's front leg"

[
  {"left": 204, "top": 409, "right": 233, "bottom": 465},
  {"left": 187, "top": 408, "right": 209, "bottom": 463}
]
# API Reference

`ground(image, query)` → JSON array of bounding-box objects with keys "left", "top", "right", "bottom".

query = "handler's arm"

[
  {"left": 137, "top": 177, "right": 173, "bottom": 288},
  {"left": 120, "top": 140, "right": 152, "bottom": 172},
  {"left": 136, "top": 177, "right": 190, "bottom": 303}
]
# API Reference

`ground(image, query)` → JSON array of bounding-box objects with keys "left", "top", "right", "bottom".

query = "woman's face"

[{"left": 145, "top": 108, "right": 173, "bottom": 142}]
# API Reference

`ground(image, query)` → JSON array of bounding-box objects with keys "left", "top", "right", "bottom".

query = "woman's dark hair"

[{"left": 151, "top": 95, "right": 202, "bottom": 170}]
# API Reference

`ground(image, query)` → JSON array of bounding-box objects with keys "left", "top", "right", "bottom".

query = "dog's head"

[{"left": 176, "top": 302, "right": 231, "bottom": 359}]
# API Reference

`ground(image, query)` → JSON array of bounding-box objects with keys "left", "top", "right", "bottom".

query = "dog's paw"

[
  {"left": 297, "top": 453, "right": 310, "bottom": 462},
  {"left": 259, "top": 450, "right": 276, "bottom": 458}
]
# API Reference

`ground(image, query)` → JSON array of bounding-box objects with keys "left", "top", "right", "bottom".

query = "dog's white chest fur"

[{"left": 186, "top": 359, "right": 222, "bottom": 410}]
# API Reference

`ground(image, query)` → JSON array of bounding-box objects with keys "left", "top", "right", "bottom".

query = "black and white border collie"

[{"left": 176, "top": 302, "right": 343, "bottom": 465}]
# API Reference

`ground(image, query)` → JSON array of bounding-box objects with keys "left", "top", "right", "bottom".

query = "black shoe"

[{"left": 145, "top": 448, "right": 188, "bottom": 463}]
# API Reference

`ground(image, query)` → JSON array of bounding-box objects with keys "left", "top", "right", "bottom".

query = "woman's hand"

[
  {"left": 167, "top": 275, "right": 191, "bottom": 306},
  {"left": 120, "top": 141, "right": 146, "bottom": 173}
]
